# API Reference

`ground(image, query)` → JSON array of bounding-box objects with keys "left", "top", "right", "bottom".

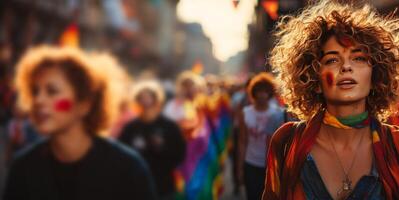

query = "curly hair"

[
  {"left": 15, "top": 46, "right": 117, "bottom": 134},
  {"left": 132, "top": 80, "right": 165, "bottom": 106},
  {"left": 247, "top": 72, "right": 276, "bottom": 103},
  {"left": 270, "top": 0, "right": 399, "bottom": 120}
]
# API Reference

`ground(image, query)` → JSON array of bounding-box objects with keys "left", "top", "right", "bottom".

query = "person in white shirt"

[{"left": 237, "top": 72, "right": 284, "bottom": 200}]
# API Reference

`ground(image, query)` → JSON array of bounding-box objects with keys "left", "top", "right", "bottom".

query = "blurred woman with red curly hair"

[
  {"left": 263, "top": 0, "right": 399, "bottom": 199},
  {"left": 3, "top": 46, "right": 156, "bottom": 200}
]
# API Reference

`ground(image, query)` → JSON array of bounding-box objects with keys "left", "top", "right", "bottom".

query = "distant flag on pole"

[
  {"left": 232, "top": 0, "right": 240, "bottom": 9},
  {"left": 262, "top": 0, "right": 279, "bottom": 20},
  {"left": 59, "top": 23, "right": 79, "bottom": 47}
]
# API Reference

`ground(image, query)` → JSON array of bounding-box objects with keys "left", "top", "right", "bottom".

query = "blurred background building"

[
  {"left": 1, "top": 0, "right": 399, "bottom": 79},
  {"left": 0, "top": 0, "right": 220, "bottom": 79}
]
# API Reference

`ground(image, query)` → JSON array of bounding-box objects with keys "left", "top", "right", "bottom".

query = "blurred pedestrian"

[
  {"left": 229, "top": 79, "right": 248, "bottom": 195},
  {"left": 164, "top": 71, "right": 207, "bottom": 140},
  {"left": 237, "top": 72, "right": 284, "bottom": 200},
  {"left": 3, "top": 46, "right": 157, "bottom": 200},
  {"left": 0, "top": 42, "right": 13, "bottom": 128},
  {"left": 5, "top": 99, "right": 40, "bottom": 164},
  {"left": 164, "top": 71, "right": 218, "bottom": 200},
  {"left": 119, "top": 80, "right": 186, "bottom": 200}
]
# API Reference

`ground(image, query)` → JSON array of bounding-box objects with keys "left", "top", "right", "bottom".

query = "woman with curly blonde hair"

[
  {"left": 3, "top": 46, "right": 156, "bottom": 200},
  {"left": 262, "top": 0, "right": 399, "bottom": 199}
]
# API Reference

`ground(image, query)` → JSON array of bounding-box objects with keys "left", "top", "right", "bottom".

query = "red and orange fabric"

[
  {"left": 59, "top": 23, "right": 79, "bottom": 47},
  {"left": 171, "top": 92, "right": 233, "bottom": 200},
  {"left": 262, "top": 111, "right": 399, "bottom": 200}
]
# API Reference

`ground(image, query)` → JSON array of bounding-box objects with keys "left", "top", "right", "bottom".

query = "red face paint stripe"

[
  {"left": 326, "top": 73, "right": 334, "bottom": 86},
  {"left": 54, "top": 99, "right": 72, "bottom": 112}
]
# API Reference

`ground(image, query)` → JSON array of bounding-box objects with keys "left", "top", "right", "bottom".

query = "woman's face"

[
  {"left": 181, "top": 79, "right": 197, "bottom": 100},
  {"left": 319, "top": 36, "right": 372, "bottom": 105},
  {"left": 253, "top": 89, "right": 271, "bottom": 107},
  {"left": 30, "top": 67, "right": 90, "bottom": 135}
]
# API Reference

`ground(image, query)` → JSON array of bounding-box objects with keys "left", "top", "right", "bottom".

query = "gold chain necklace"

[{"left": 326, "top": 127, "right": 365, "bottom": 199}]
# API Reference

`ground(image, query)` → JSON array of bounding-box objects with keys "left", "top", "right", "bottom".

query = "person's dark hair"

[{"left": 247, "top": 72, "right": 276, "bottom": 102}]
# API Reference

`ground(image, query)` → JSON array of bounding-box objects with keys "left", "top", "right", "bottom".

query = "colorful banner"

[
  {"left": 262, "top": 0, "right": 279, "bottom": 20},
  {"left": 174, "top": 93, "right": 233, "bottom": 200}
]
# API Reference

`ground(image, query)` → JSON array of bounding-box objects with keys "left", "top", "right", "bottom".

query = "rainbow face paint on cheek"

[{"left": 54, "top": 99, "right": 73, "bottom": 112}]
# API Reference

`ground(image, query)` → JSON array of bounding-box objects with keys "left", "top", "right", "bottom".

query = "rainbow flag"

[
  {"left": 174, "top": 94, "right": 233, "bottom": 200},
  {"left": 205, "top": 93, "right": 233, "bottom": 198}
]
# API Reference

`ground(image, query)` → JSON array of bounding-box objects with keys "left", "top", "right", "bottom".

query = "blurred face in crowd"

[
  {"left": 136, "top": 89, "right": 157, "bottom": 112},
  {"left": 206, "top": 82, "right": 219, "bottom": 95},
  {"left": 253, "top": 89, "right": 271, "bottom": 107},
  {"left": 30, "top": 67, "right": 90, "bottom": 135},
  {"left": 181, "top": 79, "right": 197, "bottom": 100},
  {"left": 319, "top": 36, "right": 372, "bottom": 105}
]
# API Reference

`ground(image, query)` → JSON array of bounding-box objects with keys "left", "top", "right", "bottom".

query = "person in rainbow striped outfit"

[
  {"left": 164, "top": 71, "right": 223, "bottom": 200},
  {"left": 262, "top": 0, "right": 399, "bottom": 199}
]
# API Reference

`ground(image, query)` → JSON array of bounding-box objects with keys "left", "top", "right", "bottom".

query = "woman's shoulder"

[
  {"left": 270, "top": 121, "right": 304, "bottom": 148},
  {"left": 8, "top": 138, "right": 49, "bottom": 174},
  {"left": 12, "top": 139, "right": 48, "bottom": 163}
]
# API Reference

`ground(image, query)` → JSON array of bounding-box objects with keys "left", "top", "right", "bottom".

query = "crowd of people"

[
  {"left": 1, "top": 0, "right": 399, "bottom": 200},
  {"left": 0, "top": 43, "right": 289, "bottom": 200}
]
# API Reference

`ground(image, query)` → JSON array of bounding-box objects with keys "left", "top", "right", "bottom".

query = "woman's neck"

[
  {"left": 323, "top": 100, "right": 369, "bottom": 148},
  {"left": 326, "top": 99, "right": 366, "bottom": 118},
  {"left": 50, "top": 123, "right": 93, "bottom": 163},
  {"left": 320, "top": 124, "right": 369, "bottom": 149}
]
